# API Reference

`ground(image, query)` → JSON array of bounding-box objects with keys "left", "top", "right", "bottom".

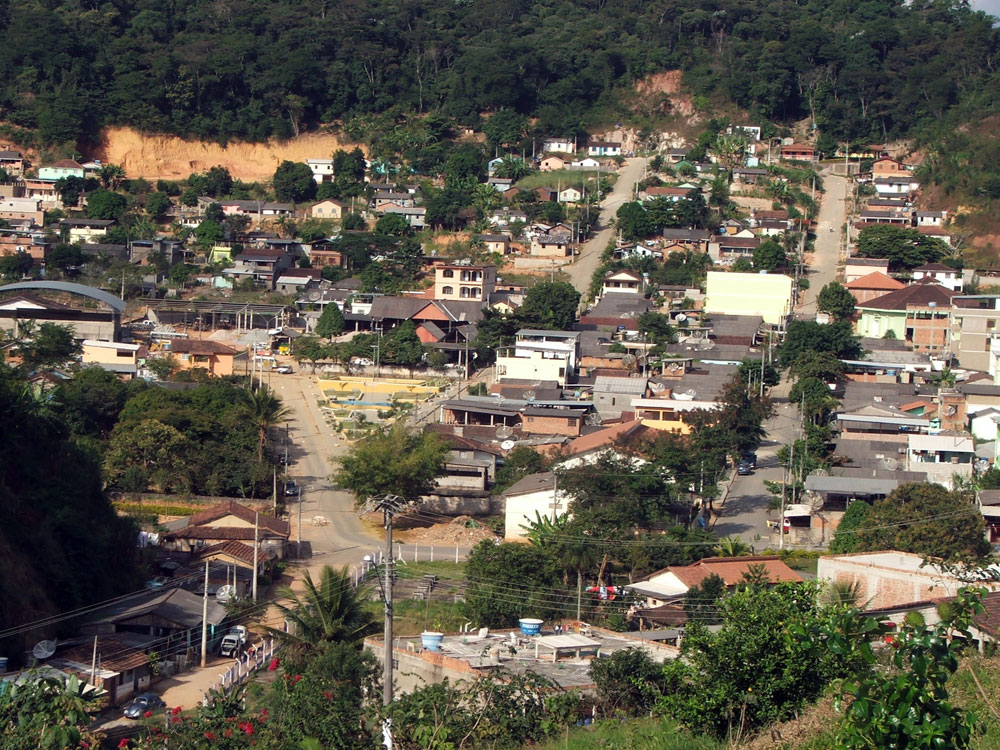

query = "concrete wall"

[
  {"left": 817, "top": 555, "right": 972, "bottom": 610},
  {"left": 419, "top": 493, "right": 502, "bottom": 517}
]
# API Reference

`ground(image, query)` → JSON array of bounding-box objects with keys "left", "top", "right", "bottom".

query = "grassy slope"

[{"left": 525, "top": 655, "right": 1000, "bottom": 749}]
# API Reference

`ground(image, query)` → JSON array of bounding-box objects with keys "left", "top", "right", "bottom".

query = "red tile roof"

[
  {"left": 194, "top": 540, "right": 269, "bottom": 565},
  {"left": 651, "top": 556, "right": 802, "bottom": 589},
  {"left": 846, "top": 272, "right": 905, "bottom": 291},
  {"left": 564, "top": 420, "right": 644, "bottom": 456},
  {"left": 169, "top": 339, "right": 238, "bottom": 356}
]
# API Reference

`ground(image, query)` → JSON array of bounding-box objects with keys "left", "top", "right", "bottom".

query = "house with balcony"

[
  {"left": 952, "top": 295, "right": 1000, "bottom": 371},
  {"left": 306, "top": 158, "right": 334, "bottom": 182},
  {"left": 495, "top": 329, "right": 579, "bottom": 386},
  {"left": 223, "top": 249, "right": 294, "bottom": 288},
  {"left": 433, "top": 263, "right": 496, "bottom": 303},
  {"left": 600, "top": 269, "right": 643, "bottom": 296}
]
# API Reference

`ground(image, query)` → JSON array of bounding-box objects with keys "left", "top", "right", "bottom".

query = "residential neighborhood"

[{"left": 2, "top": 51, "right": 1000, "bottom": 750}]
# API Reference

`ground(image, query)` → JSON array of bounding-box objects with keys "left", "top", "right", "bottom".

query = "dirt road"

[
  {"left": 563, "top": 157, "right": 648, "bottom": 302},
  {"left": 799, "top": 171, "right": 848, "bottom": 316}
]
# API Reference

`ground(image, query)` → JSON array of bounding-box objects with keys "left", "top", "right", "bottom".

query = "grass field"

[{"left": 531, "top": 718, "right": 724, "bottom": 750}]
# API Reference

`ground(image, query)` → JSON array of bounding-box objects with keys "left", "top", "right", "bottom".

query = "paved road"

[
  {"left": 799, "top": 170, "right": 848, "bottom": 316},
  {"left": 563, "top": 157, "right": 648, "bottom": 300},
  {"left": 711, "top": 399, "right": 801, "bottom": 546}
]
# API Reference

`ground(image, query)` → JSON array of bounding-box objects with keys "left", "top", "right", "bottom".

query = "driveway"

[{"left": 563, "top": 157, "right": 648, "bottom": 300}]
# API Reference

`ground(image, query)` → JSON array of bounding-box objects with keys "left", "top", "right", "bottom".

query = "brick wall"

[{"left": 521, "top": 414, "right": 582, "bottom": 437}]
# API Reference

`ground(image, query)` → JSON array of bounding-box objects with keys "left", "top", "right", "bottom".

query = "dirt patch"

[
  {"left": 739, "top": 693, "right": 840, "bottom": 749},
  {"left": 91, "top": 126, "right": 365, "bottom": 182},
  {"left": 633, "top": 70, "right": 695, "bottom": 119},
  {"left": 397, "top": 515, "right": 498, "bottom": 546}
]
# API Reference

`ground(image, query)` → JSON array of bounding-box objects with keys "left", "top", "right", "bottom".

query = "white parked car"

[{"left": 350, "top": 357, "right": 374, "bottom": 366}]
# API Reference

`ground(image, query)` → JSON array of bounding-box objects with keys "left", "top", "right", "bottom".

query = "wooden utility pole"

[{"left": 252, "top": 513, "right": 259, "bottom": 602}]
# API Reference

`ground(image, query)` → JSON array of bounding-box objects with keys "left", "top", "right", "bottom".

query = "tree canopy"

[{"left": 332, "top": 424, "right": 448, "bottom": 502}]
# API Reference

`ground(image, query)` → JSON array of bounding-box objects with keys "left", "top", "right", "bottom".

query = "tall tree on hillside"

[
  {"left": 273, "top": 161, "right": 317, "bottom": 203},
  {"left": 315, "top": 303, "right": 345, "bottom": 338},
  {"left": 518, "top": 280, "right": 580, "bottom": 330},
  {"left": 332, "top": 424, "right": 447, "bottom": 503}
]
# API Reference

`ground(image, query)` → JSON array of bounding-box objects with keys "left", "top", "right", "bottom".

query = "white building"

[
  {"left": 601, "top": 269, "right": 643, "bottom": 296},
  {"left": 541, "top": 137, "right": 576, "bottom": 154},
  {"left": 502, "top": 472, "right": 567, "bottom": 540},
  {"left": 907, "top": 433, "right": 976, "bottom": 489},
  {"left": 912, "top": 262, "right": 963, "bottom": 292},
  {"left": 306, "top": 159, "right": 334, "bottom": 183},
  {"left": 495, "top": 329, "right": 579, "bottom": 387}
]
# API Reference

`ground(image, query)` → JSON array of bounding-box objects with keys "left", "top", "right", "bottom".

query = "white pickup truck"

[{"left": 218, "top": 625, "right": 249, "bottom": 657}]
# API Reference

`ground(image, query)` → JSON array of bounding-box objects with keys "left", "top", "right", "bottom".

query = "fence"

[
  {"left": 203, "top": 638, "right": 280, "bottom": 704},
  {"left": 348, "top": 544, "right": 474, "bottom": 587}
]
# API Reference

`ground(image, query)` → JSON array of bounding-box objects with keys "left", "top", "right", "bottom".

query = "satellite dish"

[
  {"left": 32, "top": 640, "right": 56, "bottom": 660},
  {"left": 216, "top": 585, "right": 238, "bottom": 604},
  {"left": 882, "top": 457, "right": 899, "bottom": 471},
  {"left": 586, "top": 413, "right": 601, "bottom": 426},
  {"left": 674, "top": 313, "right": 687, "bottom": 323},
  {"left": 308, "top": 291, "right": 321, "bottom": 301},
  {"left": 622, "top": 354, "right": 637, "bottom": 366},
  {"left": 524, "top": 390, "right": 536, "bottom": 401},
  {"left": 667, "top": 362, "right": 683, "bottom": 372},
  {"left": 945, "top": 404, "right": 957, "bottom": 416},
  {"left": 496, "top": 424, "right": 514, "bottom": 439},
  {"left": 809, "top": 468, "right": 830, "bottom": 477},
  {"left": 500, "top": 440, "right": 516, "bottom": 451},
  {"left": 650, "top": 381, "right": 666, "bottom": 393},
  {"left": 495, "top": 394, "right": 505, "bottom": 404}
]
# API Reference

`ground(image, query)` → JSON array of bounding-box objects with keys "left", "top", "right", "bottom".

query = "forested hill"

[{"left": 0, "top": 0, "right": 996, "bottom": 147}]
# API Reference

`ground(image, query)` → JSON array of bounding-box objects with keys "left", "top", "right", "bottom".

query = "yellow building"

[
  {"left": 631, "top": 397, "right": 721, "bottom": 433},
  {"left": 704, "top": 271, "right": 793, "bottom": 325},
  {"left": 81, "top": 339, "right": 139, "bottom": 378}
]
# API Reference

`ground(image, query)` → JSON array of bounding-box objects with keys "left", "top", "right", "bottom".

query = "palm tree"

[
  {"left": 266, "top": 565, "right": 379, "bottom": 659},
  {"left": 98, "top": 163, "right": 126, "bottom": 190},
  {"left": 239, "top": 385, "right": 290, "bottom": 461},
  {"left": 562, "top": 541, "right": 598, "bottom": 621},
  {"left": 715, "top": 536, "right": 751, "bottom": 557},
  {"left": 822, "top": 579, "right": 865, "bottom": 608}
]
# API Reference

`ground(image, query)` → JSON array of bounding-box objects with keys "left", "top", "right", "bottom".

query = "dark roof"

[
  {"left": 846, "top": 257, "right": 890, "bottom": 266},
  {"left": 185, "top": 500, "right": 289, "bottom": 535},
  {"left": 973, "top": 591, "right": 1000, "bottom": 639},
  {"left": 168, "top": 339, "right": 238, "bottom": 356},
  {"left": 913, "top": 263, "right": 955, "bottom": 272},
  {"left": 194, "top": 540, "right": 270, "bottom": 566},
  {"left": 0, "top": 280, "right": 127, "bottom": 312},
  {"left": 711, "top": 235, "right": 761, "bottom": 248},
  {"left": 859, "top": 283, "right": 955, "bottom": 311},
  {"left": 89, "top": 587, "right": 226, "bottom": 629},
  {"left": 51, "top": 159, "right": 83, "bottom": 168},
  {"left": 503, "top": 471, "right": 556, "bottom": 497},
  {"left": 59, "top": 218, "right": 115, "bottom": 228},
  {"left": 0, "top": 150, "right": 22, "bottom": 159},
  {"left": 661, "top": 228, "right": 711, "bottom": 241}
]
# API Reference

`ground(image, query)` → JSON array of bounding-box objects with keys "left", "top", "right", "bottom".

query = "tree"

[
  {"left": 238, "top": 385, "right": 290, "bottom": 462},
  {"left": 683, "top": 572, "right": 726, "bottom": 624},
  {"left": 84, "top": 188, "right": 127, "bottom": 220},
  {"left": 714, "top": 536, "right": 751, "bottom": 557},
  {"left": 492, "top": 156, "right": 531, "bottom": 181},
  {"left": 20, "top": 323, "right": 79, "bottom": 369},
  {"left": 194, "top": 218, "right": 224, "bottom": 249},
  {"left": 831, "top": 587, "right": 984, "bottom": 750},
  {"left": 834, "top": 483, "right": 990, "bottom": 564},
  {"left": 381, "top": 321, "right": 424, "bottom": 366},
  {"left": 464, "top": 540, "right": 563, "bottom": 627},
  {"left": 145, "top": 191, "right": 171, "bottom": 219},
  {"left": 273, "top": 160, "right": 317, "bottom": 203},
  {"left": 518, "top": 280, "right": 580, "bottom": 330},
  {"left": 778, "top": 320, "right": 862, "bottom": 367},
  {"left": 205, "top": 201, "right": 225, "bottom": 222},
  {"left": 291, "top": 335, "right": 330, "bottom": 372},
  {"left": 315, "top": 303, "right": 345, "bottom": 338},
  {"left": 267, "top": 565, "right": 378, "bottom": 660},
  {"left": 97, "top": 163, "right": 126, "bottom": 189},
  {"left": 104, "top": 418, "right": 191, "bottom": 492},
  {"left": 0, "top": 251, "right": 32, "bottom": 280},
  {"left": 0, "top": 671, "right": 102, "bottom": 749},
  {"left": 201, "top": 166, "right": 233, "bottom": 197},
  {"left": 590, "top": 648, "right": 665, "bottom": 716},
  {"left": 752, "top": 239, "right": 788, "bottom": 271},
  {"left": 561, "top": 539, "right": 598, "bottom": 621},
  {"left": 660, "top": 581, "right": 868, "bottom": 739},
  {"left": 342, "top": 213, "right": 366, "bottom": 231},
  {"left": 789, "top": 349, "right": 847, "bottom": 383},
  {"left": 375, "top": 212, "right": 410, "bottom": 236},
  {"left": 855, "top": 225, "right": 947, "bottom": 270},
  {"left": 637, "top": 311, "right": 675, "bottom": 348},
  {"left": 332, "top": 424, "right": 447, "bottom": 502},
  {"left": 788, "top": 376, "right": 840, "bottom": 423},
  {"left": 483, "top": 108, "right": 527, "bottom": 149},
  {"left": 817, "top": 281, "right": 856, "bottom": 320}
]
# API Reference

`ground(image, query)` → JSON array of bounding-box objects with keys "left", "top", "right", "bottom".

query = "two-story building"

[
  {"left": 223, "top": 249, "right": 294, "bottom": 288},
  {"left": 856, "top": 283, "right": 954, "bottom": 351},
  {"left": 601, "top": 269, "right": 643, "bottom": 296},
  {"left": 0, "top": 150, "right": 24, "bottom": 176},
  {"left": 495, "top": 329, "right": 580, "bottom": 387},
  {"left": 306, "top": 158, "right": 334, "bottom": 183},
  {"left": 0, "top": 197, "right": 43, "bottom": 225},
  {"left": 912, "top": 262, "right": 963, "bottom": 292},
  {"left": 81, "top": 339, "right": 140, "bottom": 378},
  {"left": 433, "top": 263, "right": 496, "bottom": 302},
  {"left": 952, "top": 295, "right": 1000, "bottom": 372}
]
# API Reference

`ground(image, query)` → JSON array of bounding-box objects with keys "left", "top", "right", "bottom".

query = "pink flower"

[
  {"left": 292, "top": 674, "right": 302, "bottom": 683},
  {"left": 323, "top": 690, "right": 333, "bottom": 700},
  {"left": 267, "top": 657, "right": 280, "bottom": 671},
  {"left": 171, "top": 705, "right": 182, "bottom": 715},
  {"left": 118, "top": 740, "right": 130, "bottom": 749},
  {"left": 204, "top": 731, "right": 216, "bottom": 740},
  {"left": 143, "top": 710, "right": 152, "bottom": 718},
  {"left": 223, "top": 729, "right": 233, "bottom": 738}
]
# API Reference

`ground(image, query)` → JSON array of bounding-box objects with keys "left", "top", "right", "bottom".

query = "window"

[
  {"left": 442, "top": 269, "right": 454, "bottom": 278},
  {"left": 442, "top": 286, "right": 453, "bottom": 295},
  {"left": 460, "top": 288, "right": 470, "bottom": 298}
]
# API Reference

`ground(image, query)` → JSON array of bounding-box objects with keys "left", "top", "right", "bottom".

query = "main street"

[
  {"left": 712, "top": 166, "right": 850, "bottom": 546},
  {"left": 564, "top": 157, "right": 648, "bottom": 299}
]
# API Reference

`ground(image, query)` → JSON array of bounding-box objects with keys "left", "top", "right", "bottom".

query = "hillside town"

[{"left": 3, "top": 121, "right": 1000, "bottom": 749}]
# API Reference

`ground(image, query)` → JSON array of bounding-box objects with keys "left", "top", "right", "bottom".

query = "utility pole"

[
  {"left": 200, "top": 560, "right": 209, "bottom": 667},
  {"left": 296, "top": 485, "right": 302, "bottom": 555},
  {"left": 252, "top": 513, "right": 259, "bottom": 602},
  {"left": 90, "top": 635, "right": 98, "bottom": 686}
]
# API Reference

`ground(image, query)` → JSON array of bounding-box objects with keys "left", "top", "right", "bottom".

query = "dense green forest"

[{"left": 0, "top": 0, "right": 995, "bottom": 148}]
